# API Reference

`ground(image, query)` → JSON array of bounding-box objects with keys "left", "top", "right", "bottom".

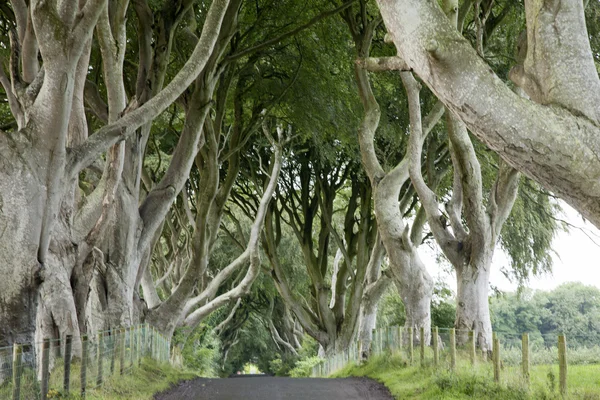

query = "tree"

[
  {"left": 0, "top": 0, "right": 350, "bottom": 349},
  {"left": 491, "top": 283, "right": 600, "bottom": 348},
  {"left": 405, "top": 67, "right": 519, "bottom": 350},
  {"left": 347, "top": 0, "right": 445, "bottom": 349},
  {"left": 375, "top": 0, "right": 600, "bottom": 229},
  {"left": 0, "top": 0, "right": 232, "bottom": 349},
  {"left": 260, "top": 146, "right": 383, "bottom": 354}
]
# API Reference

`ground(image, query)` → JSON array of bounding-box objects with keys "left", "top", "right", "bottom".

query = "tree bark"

[
  {"left": 375, "top": 0, "right": 600, "bottom": 229},
  {"left": 455, "top": 255, "right": 493, "bottom": 350},
  {"left": 358, "top": 237, "right": 388, "bottom": 359}
]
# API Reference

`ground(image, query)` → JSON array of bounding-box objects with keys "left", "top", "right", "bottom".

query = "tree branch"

[
  {"left": 182, "top": 127, "right": 285, "bottom": 328},
  {"left": 403, "top": 71, "right": 460, "bottom": 263},
  {"left": 355, "top": 56, "right": 409, "bottom": 72},
  {"left": 489, "top": 159, "right": 520, "bottom": 236},
  {"left": 376, "top": 0, "right": 600, "bottom": 229},
  {"left": 446, "top": 114, "right": 488, "bottom": 239},
  {"left": 67, "top": 0, "right": 232, "bottom": 175}
]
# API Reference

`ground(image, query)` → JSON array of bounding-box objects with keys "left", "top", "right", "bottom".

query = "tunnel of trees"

[{"left": 0, "top": 0, "right": 598, "bottom": 375}]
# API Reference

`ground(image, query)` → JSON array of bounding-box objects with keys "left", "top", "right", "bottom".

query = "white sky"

[{"left": 424, "top": 201, "right": 600, "bottom": 294}]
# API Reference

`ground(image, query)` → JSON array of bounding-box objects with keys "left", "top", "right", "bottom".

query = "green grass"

[
  {"left": 0, "top": 358, "right": 197, "bottom": 400},
  {"left": 331, "top": 352, "right": 600, "bottom": 399}
]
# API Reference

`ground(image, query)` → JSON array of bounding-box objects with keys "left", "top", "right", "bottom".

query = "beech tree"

[
  {"left": 259, "top": 149, "right": 384, "bottom": 354},
  {"left": 375, "top": 0, "right": 600, "bottom": 229},
  {"left": 398, "top": 0, "right": 519, "bottom": 352},
  {"left": 359, "top": 0, "right": 562, "bottom": 350},
  {"left": 0, "top": 0, "right": 345, "bottom": 350},
  {"left": 405, "top": 68, "right": 519, "bottom": 351},
  {"left": 0, "top": 0, "right": 233, "bottom": 349},
  {"left": 345, "top": 0, "right": 445, "bottom": 350}
]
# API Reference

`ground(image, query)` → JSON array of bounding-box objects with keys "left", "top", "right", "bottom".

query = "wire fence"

[
  {"left": 312, "top": 326, "right": 600, "bottom": 397},
  {"left": 0, "top": 324, "right": 170, "bottom": 399}
]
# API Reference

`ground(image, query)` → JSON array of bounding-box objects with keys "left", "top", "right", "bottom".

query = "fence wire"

[
  {"left": 312, "top": 326, "right": 600, "bottom": 398},
  {"left": 0, "top": 324, "right": 170, "bottom": 400}
]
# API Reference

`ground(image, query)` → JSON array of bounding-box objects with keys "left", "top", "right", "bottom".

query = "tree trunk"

[
  {"left": 358, "top": 296, "right": 378, "bottom": 359},
  {"left": 349, "top": 9, "right": 437, "bottom": 348},
  {"left": 0, "top": 158, "right": 41, "bottom": 345},
  {"left": 391, "top": 249, "right": 433, "bottom": 345},
  {"left": 373, "top": 165, "right": 434, "bottom": 346},
  {"left": 455, "top": 256, "right": 493, "bottom": 352}
]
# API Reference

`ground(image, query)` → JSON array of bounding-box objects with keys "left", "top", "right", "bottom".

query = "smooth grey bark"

[
  {"left": 403, "top": 70, "right": 519, "bottom": 351},
  {"left": 358, "top": 236, "right": 388, "bottom": 359},
  {"left": 375, "top": 0, "right": 600, "bottom": 229},
  {"left": 0, "top": 0, "right": 231, "bottom": 347},
  {"left": 349, "top": 2, "right": 440, "bottom": 347},
  {"left": 0, "top": 0, "right": 106, "bottom": 347}
]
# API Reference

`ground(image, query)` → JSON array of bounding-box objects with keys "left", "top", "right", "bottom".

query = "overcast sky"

[{"left": 425, "top": 201, "right": 600, "bottom": 294}]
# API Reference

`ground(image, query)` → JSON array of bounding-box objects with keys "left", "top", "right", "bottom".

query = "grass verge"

[
  {"left": 0, "top": 358, "right": 197, "bottom": 400},
  {"left": 331, "top": 353, "right": 600, "bottom": 399}
]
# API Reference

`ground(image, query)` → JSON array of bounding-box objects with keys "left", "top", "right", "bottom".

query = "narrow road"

[{"left": 155, "top": 376, "right": 394, "bottom": 400}]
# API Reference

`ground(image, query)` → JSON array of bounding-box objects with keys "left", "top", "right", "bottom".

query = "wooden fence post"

[
  {"left": 433, "top": 327, "right": 439, "bottom": 367},
  {"left": 493, "top": 333, "right": 500, "bottom": 383},
  {"left": 558, "top": 335, "right": 567, "bottom": 397},
  {"left": 64, "top": 335, "right": 73, "bottom": 395},
  {"left": 420, "top": 327, "right": 425, "bottom": 367},
  {"left": 138, "top": 326, "right": 142, "bottom": 364},
  {"left": 41, "top": 339, "right": 50, "bottom": 400},
  {"left": 11, "top": 344, "right": 22, "bottom": 400},
  {"left": 469, "top": 330, "right": 476, "bottom": 365},
  {"left": 522, "top": 333, "right": 530, "bottom": 385},
  {"left": 408, "top": 327, "right": 414, "bottom": 365},
  {"left": 110, "top": 329, "right": 116, "bottom": 375},
  {"left": 398, "top": 327, "right": 402, "bottom": 356},
  {"left": 81, "top": 335, "right": 87, "bottom": 398},
  {"left": 119, "top": 328, "right": 126, "bottom": 375},
  {"left": 450, "top": 328, "right": 456, "bottom": 370},
  {"left": 96, "top": 333, "right": 104, "bottom": 387},
  {"left": 148, "top": 327, "right": 154, "bottom": 359},
  {"left": 133, "top": 326, "right": 138, "bottom": 366},
  {"left": 130, "top": 327, "right": 135, "bottom": 367},
  {"left": 137, "top": 326, "right": 142, "bottom": 366},
  {"left": 141, "top": 325, "right": 146, "bottom": 359}
]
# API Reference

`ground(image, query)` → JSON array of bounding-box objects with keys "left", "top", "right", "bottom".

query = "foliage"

[
  {"left": 288, "top": 356, "right": 322, "bottom": 378},
  {"left": 220, "top": 310, "right": 286, "bottom": 376},
  {"left": 499, "top": 179, "right": 563, "bottom": 287},
  {"left": 491, "top": 283, "right": 600, "bottom": 347},
  {"left": 172, "top": 325, "right": 221, "bottom": 377},
  {"left": 267, "top": 335, "right": 320, "bottom": 377}
]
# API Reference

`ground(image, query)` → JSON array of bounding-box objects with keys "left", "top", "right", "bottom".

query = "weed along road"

[{"left": 155, "top": 376, "right": 394, "bottom": 399}]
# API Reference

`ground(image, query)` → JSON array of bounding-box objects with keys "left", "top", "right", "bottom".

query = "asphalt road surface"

[{"left": 155, "top": 376, "right": 394, "bottom": 400}]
